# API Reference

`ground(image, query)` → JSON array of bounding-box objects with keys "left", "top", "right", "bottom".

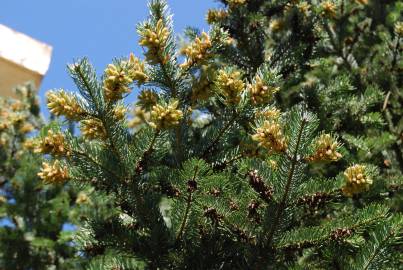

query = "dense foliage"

[
  {"left": 0, "top": 84, "right": 84, "bottom": 269},
  {"left": 1, "top": 0, "right": 402, "bottom": 269},
  {"left": 211, "top": 0, "right": 403, "bottom": 187}
]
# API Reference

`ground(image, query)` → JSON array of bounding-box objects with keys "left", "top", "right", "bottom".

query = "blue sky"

[{"left": 1, "top": 0, "right": 219, "bottom": 114}]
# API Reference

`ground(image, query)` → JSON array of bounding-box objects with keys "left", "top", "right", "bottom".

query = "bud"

[
  {"left": 256, "top": 108, "right": 281, "bottom": 120},
  {"left": 268, "top": 160, "right": 278, "bottom": 170},
  {"left": 297, "top": 1, "right": 311, "bottom": 17},
  {"left": 308, "top": 133, "right": 342, "bottom": 162},
  {"left": 251, "top": 116, "right": 287, "bottom": 153},
  {"left": 229, "top": 200, "right": 239, "bottom": 211},
  {"left": 9, "top": 113, "right": 26, "bottom": 125},
  {"left": 19, "top": 123, "right": 34, "bottom": 134},
  {"left": 342, "top": 165, "right": 373, "bottom": 197},
  {"left": 0, "top": 196, "right": 7, "bottom": 204},
  {"left": 270, "top": 19, "right": 284, "bottom": 32},
  {"left": 216, "top": 69, "right": 245, "bottom": 105},
  {"left": 180, "top": 32, "right": 212, "bottom": 69},
  {"left": 298, "top": 192, "right": 329, "bottom": 209},
  {"left": 203, "top": 207, "right": 222, "bottom": 224},
  {"left": 47, "top": 90, "right": 85, "bottom": 121},
  {"left": 248, "top": 75, "right": 279, "bottom": 105},
  {"left": 138, "top": 19, "right": 170, "bottom": 64},
  {"left": 23, "top": 138, "right": 36, "bottom": 151},
  {"left": 227, "top": 0, "right": 247, "bottom": 9},
  {"left": 187, "top": 179, "right": 198, "bottom": 193},
  {"left": 128, "top": 53, "right": 149, "bottom": 85},
  {"left": 247, "top": 200, "right": 261, "bottom": 223},
  {"left": 321, "top": 1, "right": 337, "bottom": 18},
  {"left": 248, "top": 170, "right": 274, "bottom": 203},
  {"left": 35, "top": 130, "right": 70, "bottom": 156},
  {"left": 113, "top": 105, "right": 127, "bottom": 121},
  {"left": 80, "top": 118, "right": 107, "bottom": 140},
  {"left": 76, "top": 192, "right": 91, "bottom": 204},
  {"left": 10, "top": 100, "right": 26, "bottom": 112},
  {"left": 38, "top": 160, "right": 69, "bottom": 184},
  {"left": 395, "top": 21, "right": 403, "bottom": 38},
  {"left": 206, "top": 9, "right": 228, "bottom": 24},
  {"left": 150, "top": 100, "right": 183, "bottom": 130},
  {"left": 330, "top": 228, "right": 352, "bottom": 241},
  {"left": 103, "top": 64, "right": 133, "bottom": 102}
]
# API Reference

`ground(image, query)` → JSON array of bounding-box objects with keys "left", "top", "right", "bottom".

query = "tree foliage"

[
  {"left": 0, "top": 83, "right": 84, "bottom": 269},
  {"left": 4, "top": 0, "right": 402, "bottom": 269}
]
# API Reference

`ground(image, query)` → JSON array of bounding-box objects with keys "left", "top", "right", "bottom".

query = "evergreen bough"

[{"left": 32, "top": 0, "right": 402, "bottom": 269}]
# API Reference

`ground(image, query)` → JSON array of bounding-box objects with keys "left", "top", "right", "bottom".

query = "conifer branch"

[
  {"left": 212, "top": 152, "right": 244, "bottom": 170},
  {"left": 160, "top": 62, "right": 177, "bottom": 98},
  {"left": 72, "top": 61, "right": 101, "bottom": 113},
  {"left": 155, "top": 53, "right": 182, "bottom": 159},
  {"left": 354, "top": 216, "right": 403, "bottom": 270},
  {"left": 71, "top": 149, "right": 120, "bottom": 181},
  {"left": 323, "top": 22, "right": 353, "bottom": 72},
  {"left": 24, "top": 1, "right": 403, "bottom": 268},
  {"left": 383, "top": 109, "right": 403, "bottom": 172},
  {"left": 145, "top": 130, "right": 159, "bottom": 156},
  {"left": 362, "top": 233, "right": 394, "bottom": 270},
  {"left": 220, "top": 215, "right": 256, "bottom": 245},
  {"left": 267, "top": 117, "right": 307, "bottom": 246},
  {"left": 102, "top": 122, "right": 124, "bottom": 162},
  {"left": 72, "top": 61, "right": 126, "bottom": 162},
  {"left": 175, "top": 165, "right": 199, "bottom": 243},
  {"left": 136, "top": 130, "right": 160, "bottom": 174},
  {"left": 276, "top": 204, "right": 389, "bottom": 249},
  {"left": 201, "top": 110, "right": 238, "bottom": 159}
]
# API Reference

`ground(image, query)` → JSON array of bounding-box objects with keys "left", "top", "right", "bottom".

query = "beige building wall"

[{"left": 0, "top": 24, "right": 52, "bottom": 97}]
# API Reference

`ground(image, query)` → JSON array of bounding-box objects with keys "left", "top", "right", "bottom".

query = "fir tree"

[
  {"left": 37, "top": 0, "right": 402, "bottom": 269},
  {"left": 0, "top": 83, "right": 85, "bottom": 269},
  {"left": 209, "top": 0, "right": 402, "bottom": 191},
  {"left": 206, "top": 0, "right": 403, "bottom": 268}
]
